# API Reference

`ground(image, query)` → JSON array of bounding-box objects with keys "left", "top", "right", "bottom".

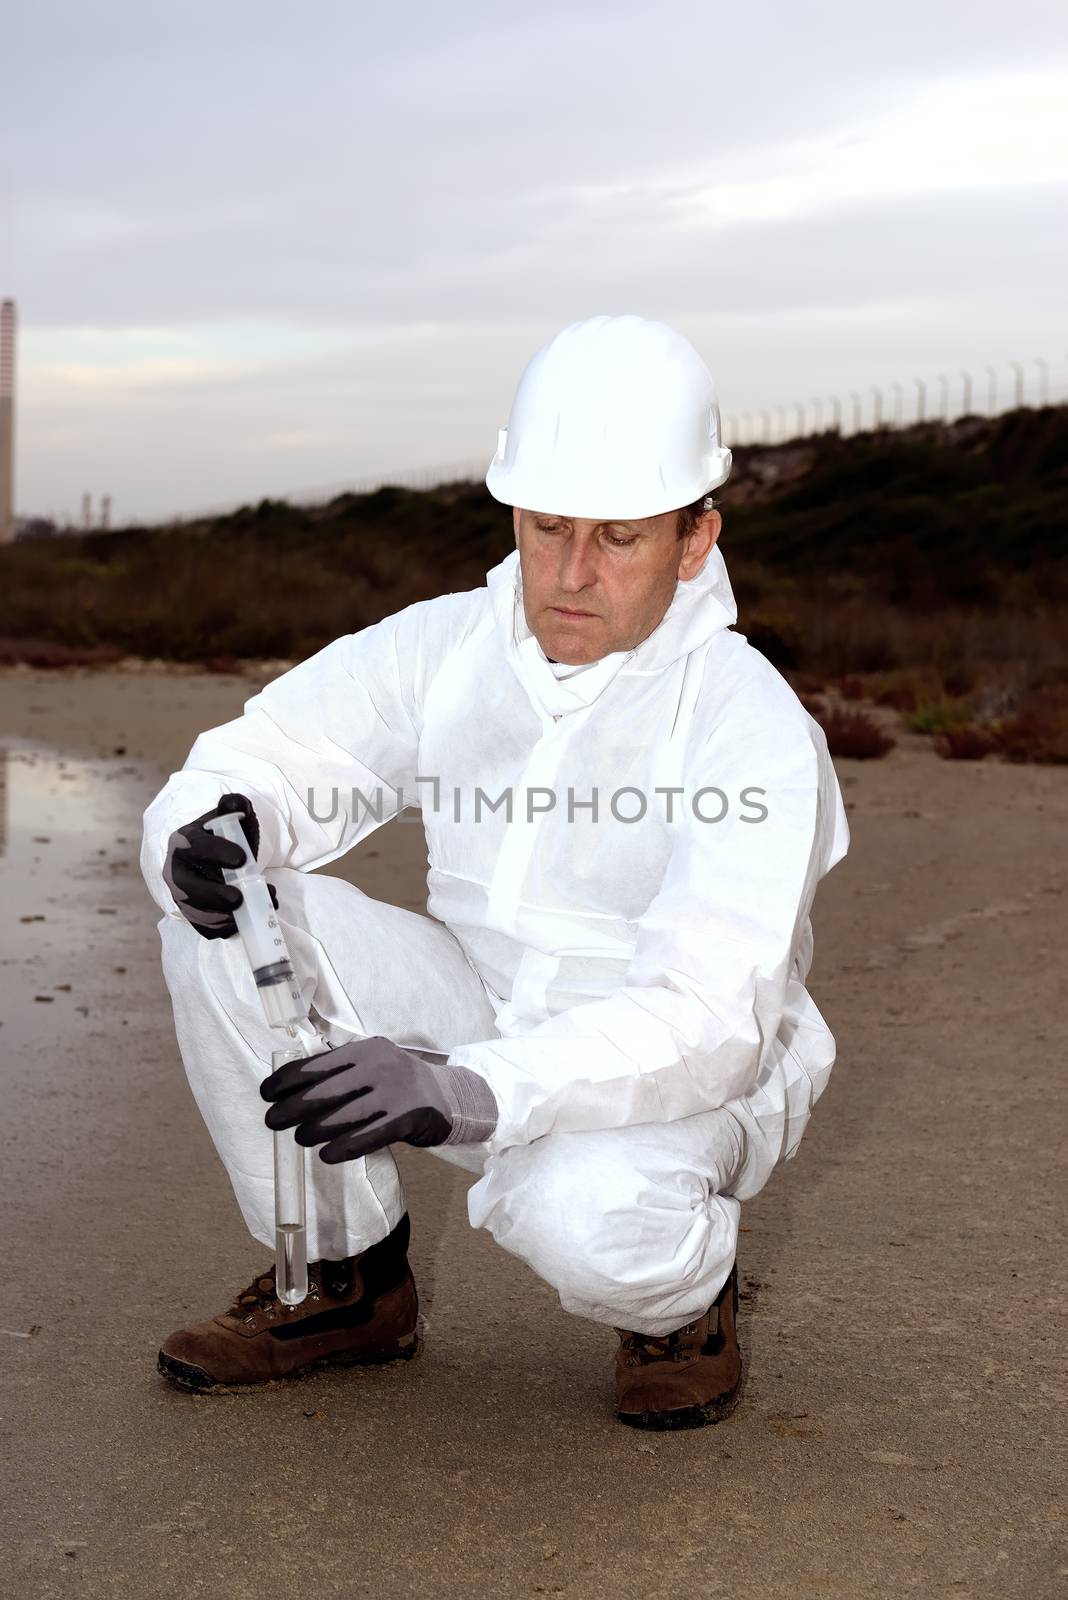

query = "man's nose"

[{"left": 557, "top": 534, "right": 599, "bottom": 591}]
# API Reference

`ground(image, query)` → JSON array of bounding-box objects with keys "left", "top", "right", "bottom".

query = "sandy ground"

[{"left": 1, "top": 663, "right": 1065, "bottom": 1600}]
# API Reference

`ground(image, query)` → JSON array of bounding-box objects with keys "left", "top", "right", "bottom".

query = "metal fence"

[{"left": 722, "top": 355, "right": 1067, "bottom": 447}]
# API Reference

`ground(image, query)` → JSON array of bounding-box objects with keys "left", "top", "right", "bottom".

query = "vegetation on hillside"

[{"left": 2, "top": 409, "right": 1065, "bottom": 732}]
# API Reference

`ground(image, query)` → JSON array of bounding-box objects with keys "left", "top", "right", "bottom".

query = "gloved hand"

[
  {"left": 163, "top": 792, "right": 278, "bottom": 940},
  {"left": 260, "top": 1035, "right": 499, "bottom": 1163}
]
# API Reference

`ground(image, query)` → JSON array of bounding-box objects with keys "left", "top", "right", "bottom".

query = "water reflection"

[{"left": 0, "top": 739, "right": 145, "bottom": 974}]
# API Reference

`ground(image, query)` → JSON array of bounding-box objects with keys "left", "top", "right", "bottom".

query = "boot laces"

[
  {"left": 225, "top": 1257, "right": 354, "bottom": 1319},
  {"left": 616, "top": 1271, "right": 732, "bottom": 1365},
  {"left": 616, "top": 1324, "right": 697, "bottom": 1364},
  {"left": 226, "top": 1264, "right": 281, "bottom": 1319}
]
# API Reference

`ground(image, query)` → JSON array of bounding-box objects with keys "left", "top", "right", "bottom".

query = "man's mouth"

[{"left": 550, "top": 607, "right": 597, "bottom": 618}]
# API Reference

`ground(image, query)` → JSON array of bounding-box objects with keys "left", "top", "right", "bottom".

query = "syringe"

[{"left": 205, "top": 810, "right": 323, "bottom": 1307}]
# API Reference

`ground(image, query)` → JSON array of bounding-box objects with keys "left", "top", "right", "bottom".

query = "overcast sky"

[{"left": 4, "top": 0, "right": 1067, "bottom": 523}]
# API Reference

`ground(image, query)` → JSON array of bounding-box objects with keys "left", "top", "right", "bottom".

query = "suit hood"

[{"left": 486, "top": 544, "right": 738, "bottom": 719}]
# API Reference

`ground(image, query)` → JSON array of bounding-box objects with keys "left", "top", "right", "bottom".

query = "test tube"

[
  {"left": 272, "top": 1045, "right": 309, "bottom": 1306},
  {"left": 205, "top": 810, "right": 311, "bottom": 1306}
]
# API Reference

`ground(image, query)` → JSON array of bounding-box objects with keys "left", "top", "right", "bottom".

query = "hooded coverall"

[{"left": 141, "top": 545, "right": 850, "bottom": 1337}]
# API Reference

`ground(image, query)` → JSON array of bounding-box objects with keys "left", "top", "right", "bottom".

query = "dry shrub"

[
  {"left": 816, "top": 706, "right": 896, "bottom": 759},
  {"left": 935, "top": 724, "right": 1000, "bottom": 760},
  {"left": 0, "top": 637, "right": 125, "bottom": 669},
  {"left": 836, "top": 675, "right": 867, "bottom": 700},
  {"left": 867, "top": 667, "right": 945, "bottom": 712},
  {"left": 875, "top": 683, "right": 920, "bottom": 711},
  {"left": 869, "top": 665, "right": 946, "bottom": 710},
  {"left": 994, "top": 708, "right": 1068, "bottom": 764}
]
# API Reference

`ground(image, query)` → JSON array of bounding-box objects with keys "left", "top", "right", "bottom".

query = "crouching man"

[{"left": 141, "top": 314, "right": 849, "bottom": 1430}]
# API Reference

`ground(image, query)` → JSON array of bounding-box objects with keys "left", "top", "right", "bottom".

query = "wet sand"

[{"left": 1, "top": 664, "right": 1065, "bottom": 1599}]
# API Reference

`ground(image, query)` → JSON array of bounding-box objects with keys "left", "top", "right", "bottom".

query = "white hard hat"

[{"left": 485, "top": 314, "right": 732, "bottom": 521}]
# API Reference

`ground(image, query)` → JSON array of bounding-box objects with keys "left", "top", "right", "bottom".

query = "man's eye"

[{"left": 605, "top": 533, "right": 635, "bottom": 547}]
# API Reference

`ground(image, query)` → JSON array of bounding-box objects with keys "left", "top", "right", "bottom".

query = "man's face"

[{"left": 513, "top": 505, "right": 722, "bottom": 665}]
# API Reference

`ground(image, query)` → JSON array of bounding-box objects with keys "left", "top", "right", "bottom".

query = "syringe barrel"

[{"left": 204, "top": 811, "right": 306, "bottom": 1029}]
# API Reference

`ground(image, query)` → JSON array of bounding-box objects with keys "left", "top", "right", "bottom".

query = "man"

[{"left": 141, "top": 314, "right": 849, "bottom": 1431}]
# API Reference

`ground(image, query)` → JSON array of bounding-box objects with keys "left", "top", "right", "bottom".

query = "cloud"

[{"left": 5, "top": 1, "right": 1067, "bottom": 517}]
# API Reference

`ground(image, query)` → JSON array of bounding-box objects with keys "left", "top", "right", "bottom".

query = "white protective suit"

[{"left": 142, "top": 542, "right": 849, "bottom": 1336}]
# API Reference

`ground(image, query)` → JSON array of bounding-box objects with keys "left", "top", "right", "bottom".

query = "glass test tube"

[{"left": 272, "top": 1044, "right": 309, "bottom": 1306}]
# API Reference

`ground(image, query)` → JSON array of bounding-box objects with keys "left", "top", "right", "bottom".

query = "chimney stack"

[{"left": 0, "top": 299, "right": 15, "bottom": 545}]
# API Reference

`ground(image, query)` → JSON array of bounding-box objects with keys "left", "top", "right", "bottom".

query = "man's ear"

[
  {"left": 678, "top": 509, "right": 722, "bottom": 581},
  {"left": 512, "top": 505, "right": 521, "bottom": 544}
]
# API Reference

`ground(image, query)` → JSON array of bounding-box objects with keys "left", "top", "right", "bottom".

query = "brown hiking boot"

[
  {"left": 614, "top": 1261, "right": 742, "bottom": 1430},
  {"left": 157, "top": 1212, "right": 419, "bottom": 1393}
]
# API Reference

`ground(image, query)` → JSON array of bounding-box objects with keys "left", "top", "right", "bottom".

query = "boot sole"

[
  {"left": 616, "top": 1380, "right": 742, "bottom": 1431},
  {"left": 157, "top": 1326, "right": 422, "bottom": 1396}
]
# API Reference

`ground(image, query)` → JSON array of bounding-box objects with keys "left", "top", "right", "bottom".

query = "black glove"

[
  {"left": 163, "top": 792, "right": 278, "bottom": 940},
  {"left": 260, "top": 1035, "right": 499, "bottom": 1163}
]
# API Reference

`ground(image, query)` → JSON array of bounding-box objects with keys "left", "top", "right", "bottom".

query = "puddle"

[{"left": 0, "top": 739, "right": 153, "bottom": 1009}]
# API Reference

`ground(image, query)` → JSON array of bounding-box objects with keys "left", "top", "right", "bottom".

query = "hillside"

[
  {"left": 723, "top": 406, "right": 1068, "bottom": 609},
  {"left": 3, "top": 406, "right": 1065, "bottom": 681}
]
